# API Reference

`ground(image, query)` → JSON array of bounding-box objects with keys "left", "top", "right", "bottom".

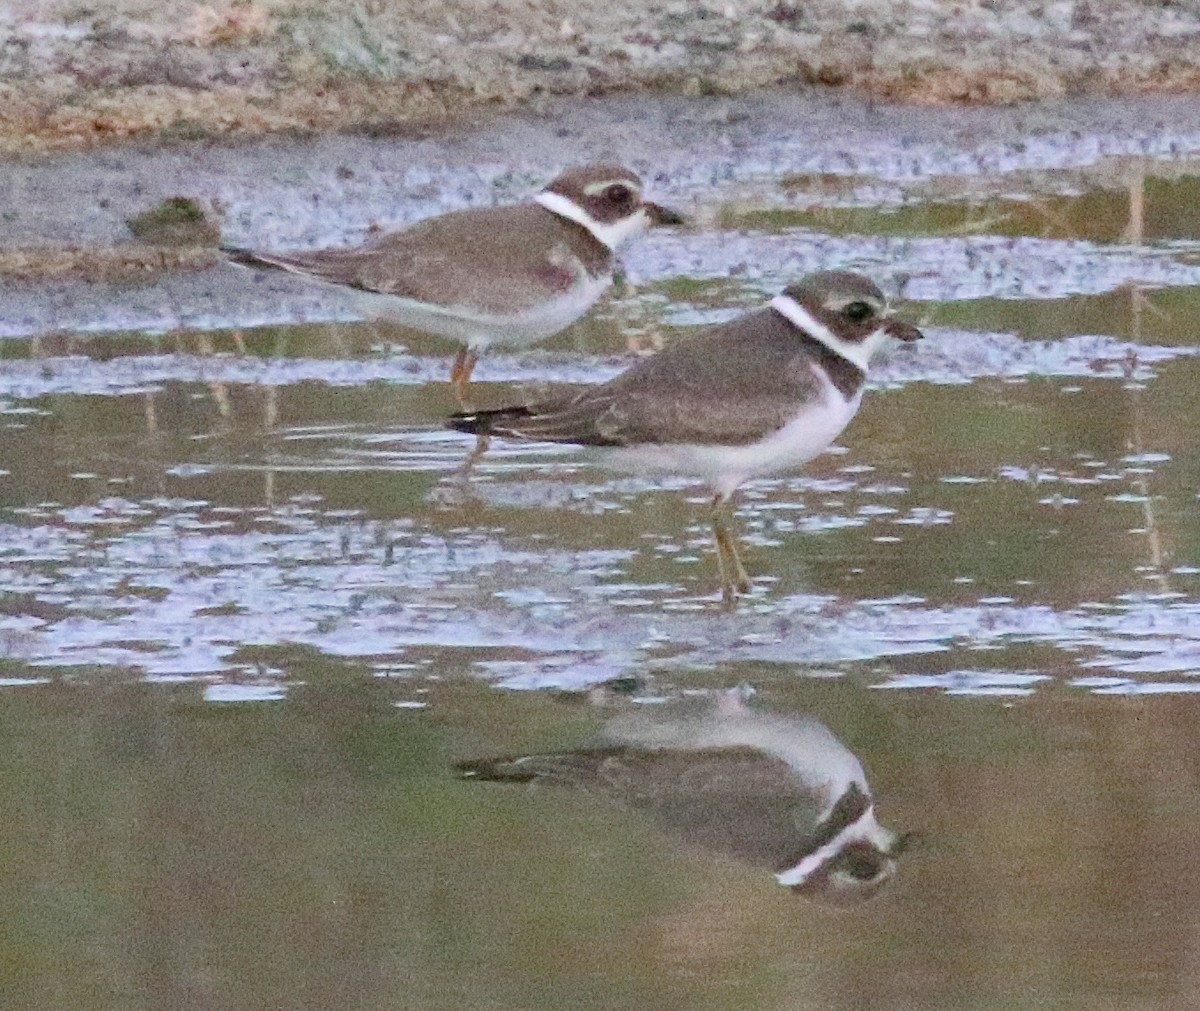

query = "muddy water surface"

[{"left": 2, "top": 105, "right": 1200, "bottom": 1009}]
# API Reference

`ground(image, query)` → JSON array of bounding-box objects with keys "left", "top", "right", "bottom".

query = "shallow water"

[{"left": 3, "top": 105, "right": 1200, "bottom": 1008}]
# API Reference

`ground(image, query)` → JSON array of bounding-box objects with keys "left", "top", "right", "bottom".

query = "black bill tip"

[
  {"left": 884, "top": 319, "right": 924, "bottom": 342},
  {"left": 644, "top": 201, "right": 687, "bottom": 226}
]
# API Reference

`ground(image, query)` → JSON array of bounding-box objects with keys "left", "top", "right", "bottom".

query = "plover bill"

[
  {"left": 447, "top": 271, "right": 923, "bottom": 605},
  {"left": 223, "top": 164, "right": 684, "bottom": 407},
  {"left": 458, "top": 684, "right": 907, "bottom": 904}
]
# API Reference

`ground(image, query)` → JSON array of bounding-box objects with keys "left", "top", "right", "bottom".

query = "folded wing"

[{"left": 450, "top": 308, "right": 831, "bottom": 447}]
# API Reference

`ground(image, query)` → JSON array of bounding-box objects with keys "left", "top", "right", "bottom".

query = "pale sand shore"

[{"left": 2, "top": 0, "right": 1200, "bottom": 153}]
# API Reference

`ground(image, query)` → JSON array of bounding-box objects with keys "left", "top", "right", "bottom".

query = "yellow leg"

[
  {"left": 711, "top": 494, "right": 751, "bottom": 607},
  {"left": 450, "top": 348, "right": 478, "bottom": 410},
  {"left": 460, "top": 433, "right": 491, "bottom": 477},
  {"left": 431, "top": 433, "right": 491, "bottom": 510}
]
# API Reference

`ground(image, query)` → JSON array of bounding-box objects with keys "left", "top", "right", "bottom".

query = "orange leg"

[{"left": 450, "top": 348, "right": 478, "bottom": 410}]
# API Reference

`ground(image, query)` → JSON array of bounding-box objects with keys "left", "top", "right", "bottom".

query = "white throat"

[
  {"left": 535, "top": 191, "right": 650, "bottom": 251},
  {"left": 769, "top": 294, "right": 889, "bottom": 374}
]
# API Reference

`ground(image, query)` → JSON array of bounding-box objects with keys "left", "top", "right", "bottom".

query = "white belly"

[
  {"left": 600, "top": 380, "right": 862, "bottom": 500},
  {"left": 353, "top": 272, "right": 611, "bottom": 350}
]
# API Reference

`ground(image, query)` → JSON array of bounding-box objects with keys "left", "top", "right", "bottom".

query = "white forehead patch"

[
  {"left": 583, "top": 178, "right": 641, "bottom": 197},
  {"left": 535, "top": 191, "right": 650, "bottom": 250}
]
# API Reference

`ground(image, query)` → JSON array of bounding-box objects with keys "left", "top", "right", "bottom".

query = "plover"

[
  {"left": 458, "top": 684, "right": 907, "bottom": 904},
  {"left": 223, "top": 164, "right": 684, "bottom": 406},
  {"left": 448, "top": 270, "right": 923, "bottom": 603}
]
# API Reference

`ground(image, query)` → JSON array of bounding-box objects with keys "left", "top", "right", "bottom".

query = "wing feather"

[
  {"left": 468, "top": 309, "right": 835, "bottom": 447},
  {"left": 459, "top": 745, "right": 820, "bottom": 868},
  {"left": 228, "top": 206, "right": 603, "bottom": 315}
]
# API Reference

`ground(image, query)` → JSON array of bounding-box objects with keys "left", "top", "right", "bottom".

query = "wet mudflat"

[{"left": 2, "top": 97, "right": 1200, "bottom": 1008}]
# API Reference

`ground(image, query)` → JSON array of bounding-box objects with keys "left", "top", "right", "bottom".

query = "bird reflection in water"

[{"left": 457, "top": 685, "right": 910, "bottom": 905}]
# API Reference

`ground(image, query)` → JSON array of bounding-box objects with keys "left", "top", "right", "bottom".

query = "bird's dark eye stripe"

[
  {"left": 605, "top": 184, "right": 632, "bottom": 202},
  {"left": 843, "top": 301, "right": 874, "bottom": 321}
]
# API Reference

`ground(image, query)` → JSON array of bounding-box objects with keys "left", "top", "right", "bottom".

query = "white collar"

[
  {"left": 769, "top": 294, "right": 889, "bottom": 374},
  {"left": 535, "top": 190, "right": 650, "bottom": 251}
]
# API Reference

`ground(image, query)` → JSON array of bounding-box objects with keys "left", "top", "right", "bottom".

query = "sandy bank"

[{"left": 3, "top": 1, "right": 1200, "bottom": 153}]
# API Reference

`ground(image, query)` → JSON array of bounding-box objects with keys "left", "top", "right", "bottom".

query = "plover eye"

[
  {"left": 842, "top": 301, "right": 874, "bottom": 322},
  {"left": 840, "top": 850, "right": 883, "bottom": 881},
  {"left": 604, "top": 184, "right": 633, "bottom": 203}
]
